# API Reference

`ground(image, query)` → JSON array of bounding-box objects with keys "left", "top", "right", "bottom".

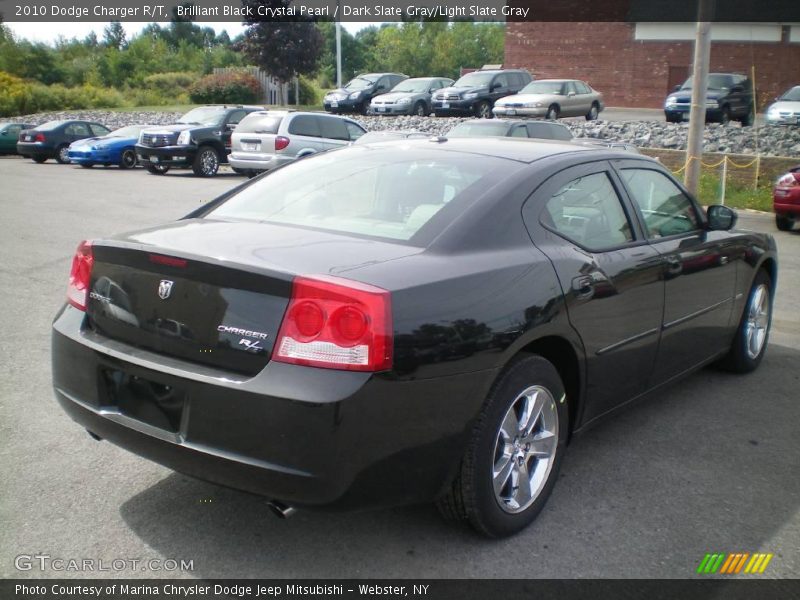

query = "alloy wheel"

[
  {"left": 492, "top": 385, "right": 559, "bottom": 514},
  {"left": 121, "top": 149, "right": 137, "bottom": 169},
  {"left": 744, "top": 284, "right": 770, "bottom": 359},
  {"left": 58, "top": 146, "right": 70, "bottom": 163},
  {"left": 200, "top": 148, "right": 219, "bottom": 176}
]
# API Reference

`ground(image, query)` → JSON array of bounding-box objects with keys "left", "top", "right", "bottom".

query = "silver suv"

[{"left": 229, "top": 111, "right": 367, "bottom": 177}]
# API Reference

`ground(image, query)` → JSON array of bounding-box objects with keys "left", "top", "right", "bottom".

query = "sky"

[{"left": 5, "top": 20, "right": 382, "bottom": 44}]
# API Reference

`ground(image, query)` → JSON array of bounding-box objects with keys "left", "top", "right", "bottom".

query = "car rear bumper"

[
  {"left": 135, "top": 144, "right": 194, "bottom": 168},
  {"left": 228, "top": 152, "right": 292, "bottom": 172},
  {"left": 17, "top": 141, "right": 54, "bottom": 157},
  {"left": 774, "top": 188, "right": 800, "bottom": 215},
  {"left": 52, "top": 305, "right": 492, "bottom": 510}
]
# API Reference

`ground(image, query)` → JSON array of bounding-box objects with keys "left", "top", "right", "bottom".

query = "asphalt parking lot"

[{"left": 0, "top": 156, "right": 798, "bottom": 579}]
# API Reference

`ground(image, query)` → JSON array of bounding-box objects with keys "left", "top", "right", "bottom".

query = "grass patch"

[{"left": 696, "top": 171, "right": 773, "bottom": 212}]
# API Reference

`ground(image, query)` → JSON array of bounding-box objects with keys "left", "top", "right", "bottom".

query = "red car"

[{"left": 774, "top": 166, "right": 800, "bottom": 231}]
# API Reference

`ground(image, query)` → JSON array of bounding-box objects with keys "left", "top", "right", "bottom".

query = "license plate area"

[
  {"left": 100, "top": 368, "right": 185, "bottom": 433},
  {"left": 241, "top": 142, "right": 260, "bottom": 151}
]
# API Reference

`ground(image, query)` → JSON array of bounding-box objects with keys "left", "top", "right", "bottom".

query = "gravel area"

[{"left": 4, "top": 110, "right": 799, "bottom": 157}]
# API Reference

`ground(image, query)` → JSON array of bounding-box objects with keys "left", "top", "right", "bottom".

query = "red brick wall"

[{"left": 505, "top": 22, "right": 800, "bottom": 109}]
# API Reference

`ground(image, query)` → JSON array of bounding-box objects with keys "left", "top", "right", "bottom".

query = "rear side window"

[
  {"left": 66, "top": 123, "right": 90, "bottom": 136},
  {"left": 527, "top": 123, "right": 572, "bottom": 141},
  {"left": 346, "top": 122, "right": 366, "bottom": 141},
  {"left": 621, "top": 169, "right": 700, "bottom": 238},
  {"left": 576, "top": 81, "right": 591, "bottom": 94},
  {"left": 318, "top": 116, "right": 349, "bottom": 141},
  {"left": 237, "top": 114, "right": 283, "bottom": 134},
  {"left": 542, "top": 172, "right": 634, "bottom": 250},
  {"left": 288, "top": 115, "right": 321, "bottom": 137},
  {"left": 511, "top": 125, "right": 528, "bottom": 138},
  {"left": 227, "top": 110, "right": 247, "bottom": 125},
  {"left": 91, "top": 124, "right": 110, "bottom": 136}
]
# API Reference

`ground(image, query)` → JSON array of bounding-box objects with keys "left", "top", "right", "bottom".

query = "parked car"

[
  {"left": 135, "top": 105, "right": 262, "bottom": 177},
  {"left": 323, "top": 73, "right": 408, "bottom": 115},
  {"left": 17, "top": 120, "right": 110, "bottom": 164},
  {"left": 0, "top": 122, "right": 34, "bottom": 154},
  {"left": 353, "top": 130, "right": 430, "bottom": 145},
  {"left": 773, "top": 165, "right": 800, "bottom": 230},
  {"left": 68, "top": 125, "right": 152, "bottom": 169},
  {"left": 369, "top": 77, "right": 455, "bottom": 116},
  {"left": 766, "top": 85, "right": 800, "bottom": 126},
  {"left": 493, "top": 79, "right": 604, "bottom": 120},
  {"left": 432, "top": 68, "right": 533, "bottom": 118},
  {"left": 447, "top": 119, "right": 574, "bottom": 141},
  {"left": 664, "top": 73, "right": 754, "bottom": 125},
  {"left": 52, "top": 137, "right": 776, "bottom": 537},
  {"left": 229, "top": 111, "right": 366, "bottom": 177}
]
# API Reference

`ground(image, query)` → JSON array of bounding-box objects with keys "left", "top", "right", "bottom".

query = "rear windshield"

[
  {"left": 236, "top": 113, "right": 284, "bottom": 134},
  {"left": 36, "top": 121, "right": 66, "bottom": 131},
  {"left": 448, "top": 122, "right": 511, "bottom": 137},
  {"left": 207, "top": 147, "right": 507, "bottom": 243}
]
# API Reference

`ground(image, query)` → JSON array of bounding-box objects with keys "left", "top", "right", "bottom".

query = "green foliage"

[
  {"left": 696, "top": 171, "right": 772, "bottom": 212},
  {"left": 0, "top": 71, "right": 125, "bottom": 117},
  {"left": 189, "top": 71, "right": 262, "bottom": 104},
  {"left": 288, "top": 75, "right": 321, "bottom": 105}
]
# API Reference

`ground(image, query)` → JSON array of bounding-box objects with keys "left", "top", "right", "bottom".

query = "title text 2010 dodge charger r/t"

[{"left": 52, "top": 138, "right": 777, "bottom": 537}]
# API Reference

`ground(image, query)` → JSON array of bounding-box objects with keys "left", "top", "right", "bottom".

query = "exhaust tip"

[
  {"left": 86, "top": 430, "right": 103, "bottom": 441},
  {"left": 267, "top": 500, "right": 296, "bottom": 519}
]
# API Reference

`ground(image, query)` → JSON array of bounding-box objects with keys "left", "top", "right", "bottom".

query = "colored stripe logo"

[{"left": 697, "top": 552, "right": 773, "bottom": 574}]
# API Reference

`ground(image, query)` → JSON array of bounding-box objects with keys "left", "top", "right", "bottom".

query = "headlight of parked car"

[
  {"left": 177, "top": 131, "right": 191, "bottom": 145},
  {"left": 349, "top": 92, "right": 361, "bottom": 100},
  {"left": 524, "top": 102, "right": 544, "bottom": 108},
  {"left": 665, "top": 97, "right": 678, "bottom": 107},
  {"left": 397, "top": 97, "right": 412, "bottom": 104},
  {"left": 463, "top": 93, "right": 478, "bottom": 100}
]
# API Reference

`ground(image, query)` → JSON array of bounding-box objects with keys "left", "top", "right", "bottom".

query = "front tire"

[
  {"left": 717, "top": 270, "right": 772, "bottom": 373},
  {"left": 719, "top": 106, "right": 731, "bottom": 125},
  {"left": 436, "top": 356, "right": 568, "bottom": 538},
  {"left": 475, "top": 101, "right": 491, "bottom": 119},
  {"left": 119, "top": 148, "right": 137, "bottom": 169},
  {"left": 546, "top": 105, "right": 560, "bottom": 120},
  {"left": 55, "top": 145, "right": 70, "bottom": 164},
  {"left": 776, "top": 215, "right": 793, "bottom": 231},
  {"left": 146, "top": 164, "right": 169, "bottom": 175},
  {"left": 192, "top": 146, "right": 220, "bottom": 177},
  {"left": 413, "top": 101, "right": 426, "bottom": 117}
]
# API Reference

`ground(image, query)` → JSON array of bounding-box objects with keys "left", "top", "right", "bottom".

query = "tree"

[
  {"left": 241, "top": 0, "right": 322, "bottom": 82},
  {"left": 103, "top": 21, "right": 127, "bottom": 50}
]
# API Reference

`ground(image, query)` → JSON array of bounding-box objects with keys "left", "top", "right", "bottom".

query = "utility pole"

[
  {"left": 335, "top": 0, "right": 342, "bottom": 88},
  {"left": 684, "top": 0, "right": 715, "bottom": 195}
]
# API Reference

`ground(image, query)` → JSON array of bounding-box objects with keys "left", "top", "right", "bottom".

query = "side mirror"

[{"left": 707, "top": 205, "right": 737, "bottom": 231}]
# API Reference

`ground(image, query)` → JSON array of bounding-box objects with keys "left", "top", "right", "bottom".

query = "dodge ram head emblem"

[{"left": 158, "top": 280, "right": 174, "bottom": 300}]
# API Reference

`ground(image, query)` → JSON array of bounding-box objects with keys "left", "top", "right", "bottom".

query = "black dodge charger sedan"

[{"left": 52, "top": 138, "right": 777, "bottom": 537}]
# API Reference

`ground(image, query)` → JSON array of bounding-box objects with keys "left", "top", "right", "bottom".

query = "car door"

[
  {"left": 523, "top": 161, "right": 665, "bottom": 422},
  {"left": 286, "top": 114, "right": 322, "bottom": 156},
  {"left": 0, "top": 124, "right": 22, "bottom": 152},
  {"left": 317, "top": 115, "right": 351, "bottom": 150},
  {"left": 490, "top": 73, "right": 511, "bottom": 103},
  {"left": 575, "top": 81, "right": 595, "bottom": 115},
  {"left": 614, "top": 161, "right": 739, "bottom": 384}
]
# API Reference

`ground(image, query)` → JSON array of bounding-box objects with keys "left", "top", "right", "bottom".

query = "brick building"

[{"left": 505, "top": 23, "right": 800, "bottom": 109}]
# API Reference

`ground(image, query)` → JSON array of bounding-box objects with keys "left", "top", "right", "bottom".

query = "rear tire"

[
  {"left": 776, "top": 215, "right": 792, "bottom": 231},
  {"left": 717, "top": 270, "right": 772, "bottom": 373},
  {"left": 192, "top": 146, "right": 220, "bottom": 177},
  {"left": 585, "top": 103, "right": 599, "bottom": 121},
  {"left": 436, "top": 355, "right": 568, "bottom": 538},
  {"left": 546, "top": 105, "right": 560, "bottom": 120},
  {"left": 119, "top": 148, "right": 137, "bottom": 169},
  {"left": 146, "top": 164, "right": 169, "bottom": 175}
]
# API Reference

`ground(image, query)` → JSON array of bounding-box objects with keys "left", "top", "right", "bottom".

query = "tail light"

[
  {"left": 776, "top": 172, "right": 800, "bottom": 187},
  {"left": 34, "top": 133, "right": 45, "bottom": 142},
  {"left": 273, "top": 275, "right": 392, "bottom": 372},
  {"left": 67, "top": 240, "right": 94, "bottom": 311},
  {"left": 275, "top": 136, "right": 290, "bottom": 151}
]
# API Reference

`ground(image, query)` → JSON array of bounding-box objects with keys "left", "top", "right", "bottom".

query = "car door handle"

[{"left": 571, "top": 275, "right": 594, "bottom": 299}]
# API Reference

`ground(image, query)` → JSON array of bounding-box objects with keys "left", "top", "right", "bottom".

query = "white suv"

[{"left": 229, "top": 111, "right": 366, "bottom": 177}]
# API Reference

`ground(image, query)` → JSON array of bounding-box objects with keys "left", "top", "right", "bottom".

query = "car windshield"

[
  {"left": 519, "top": 81, "right": 566, "bottom": 95},
  {"left": 108, "top": 125, "right": 145, "bottom": 138},
  {"left": 207, "top": 147, "right": 505, "bottom": 243},
  {"left": 681, "top": 74, "right": 733, "bottom": 90},
  {"left": 391, "top": 79, "right": 433, "bottom": 93},
  {"left": 779, "top": 87, "right": 800, "bottom": 101},
  {"left": 447, "top": 122, "right": 511, "bottom": 137},
  {"left": 344, "top": 76, "right": 378, "bottom": 91},
  {"left": 177, "top": 107, "right": 227, "bottom": 126},
  {"left": 36, "top": 121, "right": 66, "bottom": 131},
  {"left": 453, "top": 72, "right": 494, "bottom": 88}
]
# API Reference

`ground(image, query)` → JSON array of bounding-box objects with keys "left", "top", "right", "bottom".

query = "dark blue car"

[{"left": 68, "top": 125, "right": 151, "bottom": 169}]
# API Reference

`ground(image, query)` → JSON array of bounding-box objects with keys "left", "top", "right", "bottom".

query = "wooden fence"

[{"left": 212, "top": 66, "right": 299, "bottom": 106}]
